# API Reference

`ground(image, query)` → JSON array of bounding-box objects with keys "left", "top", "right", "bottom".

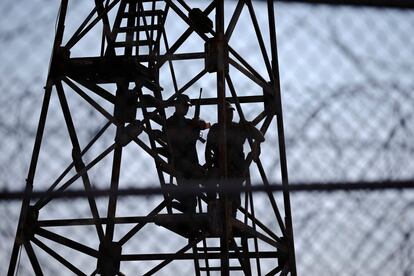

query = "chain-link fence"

[{"left": 1, "top": 0, "right": 414, "bottom": 275}]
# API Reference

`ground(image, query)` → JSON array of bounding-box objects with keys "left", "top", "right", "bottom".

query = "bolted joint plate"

[
  {"left": 97, "top": 242, "right": 122, "bottom": 276},
  {"left": 189, "top": 8, "right": 213, "bottom": 34},
  {"left": 263, "top": 81, "right": 281, "bottom": 116},
  {"left": 50, "top": 46, "right": 71, "bottom": 79},
  {"left": 18, "top": 206, "right": 39, "bottom": 243},
  {"left": 277, "top": 236, "right": 290, "bottom": 269},
  {"left": 205, "top": 38, "right": 229, "bottom": 74}
]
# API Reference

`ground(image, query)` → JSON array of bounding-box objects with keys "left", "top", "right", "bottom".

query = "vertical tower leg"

[
  {"left": 105, "top": 141, "right": 123, "bottom": 243},
  {"left": 266, "top": 0, "right": 297, "bottom": 275},
  {"left": 99, "top": 83, "right": 127, "bottom": 275},
  {"left": 215, "top": 0, "right": 230, "bottom": 274},
  {"left": 8, "top": 85, "right": 52, "bottom": 276}
]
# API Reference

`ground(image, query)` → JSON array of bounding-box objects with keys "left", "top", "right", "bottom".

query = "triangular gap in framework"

[
  {"left": 223, "top": 0, "right": 246, "bottom": 37},
  {"left": 31, "top": 87, "right": 74, "bottom": 193},
  {"left": 245, "top": 0, "right": 273, "bottom": 73},
  {"left": 227, "top": 2, "right": 270, "bottom": 86},
  {"left": 112, "top": 194, "right": 174, "bottom": 248},
  {"left": 61, "top": 78, "right": 114, "bottom": 118},
  {"left": 116, "top": 203, "right": 174, "bottom": 249},
  {"left": 227, "top": 61, "right": 268, "bottom": 123},
  {"left": 67, "top": 20, "right": 103, "bottom": 58},
  {"left": 247, "top": 1, "right": 277, "bottom": 63},
  {"left": 159, "top": 5, "right": 192, "bottom": 54},
  {"left": 106, "top": 0, "right": 122, "bottom": 32},
  {"left": 260, "top": 117, "right": 282, "bottom": 184},
  {"left": 14, "top": 244, "right": 38, "bottom": 275},
  {"left": 33, "top": 226, "right": 98, "bottom": 274},
  {"left": 248, "top": 189, "right": 285, "bottom": 241},
  {"left": 62, "top": 0, "right": 98, "bottom": 45},
  {"left": 61, "top": 79, "right": 115, "bottom": 127},
  {"left": 258, "top": 243, "right": 284, "bottom": 274},
  {"left": 173, "top": 27, "right": 208, "bottom": 56},
  {"left": 159, "top": 57, "right": 205, "bottom": 96},
  {"left": 60, "top": 81, "right": 114, "bottom": 156},
  {"left": 157, "top": 65, "right": 208, "bottom": 106},
  {"left": 119, "top": 219, "right": 194, "bottom": 266},
  {"left": 157, "top": 60, "right": 179, "bottom": 101},
  {"left": 88, "top": 82, "right": 117, "bottom": 115}
]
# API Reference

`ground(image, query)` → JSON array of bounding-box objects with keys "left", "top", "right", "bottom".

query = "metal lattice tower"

[{"left": 8, "top": 0, "right": 296, "bottom": 275}]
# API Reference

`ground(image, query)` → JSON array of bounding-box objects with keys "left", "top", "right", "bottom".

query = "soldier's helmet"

[{"left": 176, "top": 94, "right": 191, "bottom": 106}]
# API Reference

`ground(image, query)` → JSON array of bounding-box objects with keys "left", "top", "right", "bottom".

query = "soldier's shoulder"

[
  {"left": 184, "top": 117, "right": 194, "bottom": 123},
  {"left": 166, "top": 115, "right": 183, "bottom": 129},
  {"left": 166, "top": 115, "right": 175, "bottom": 124},
  {"left": 210, "top": 123, "right": 219, "bottom": 130},
  {"left": 229, "top": 121, "right": 243, "bottom": 130}
]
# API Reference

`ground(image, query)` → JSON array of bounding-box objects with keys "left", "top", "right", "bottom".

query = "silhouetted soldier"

[
  {"left": 205, "top": 102, "right": 264, "bottom": 217},
  {"left": 165, "top": 94, "right": 210, "bottom": 213}
]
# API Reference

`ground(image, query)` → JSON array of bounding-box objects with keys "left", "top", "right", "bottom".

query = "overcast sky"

[{"left": 0, "top": 1, "right": 413, "bottom": 275}]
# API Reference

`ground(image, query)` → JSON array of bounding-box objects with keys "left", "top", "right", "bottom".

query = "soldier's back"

[{"left": 166, "top": 113, "right": 200, "bottom": 175}]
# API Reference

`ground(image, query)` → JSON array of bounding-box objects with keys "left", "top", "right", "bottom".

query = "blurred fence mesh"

[{"left": 0, "top": 0, "right": 414, "bottom": 275}]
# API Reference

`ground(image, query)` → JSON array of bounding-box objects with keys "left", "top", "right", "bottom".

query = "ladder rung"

[
  {"left": 123, "top": 10, "right": 163, "bottom": 18},
  {"left": 116, "top": 25, "right": 162, "bottom": 33},
  {"left": 114, "top": 40, "right": 157, "bottom": 47},
  {"left": 200, "top": 267, "right": 243, "bottom": 271}
]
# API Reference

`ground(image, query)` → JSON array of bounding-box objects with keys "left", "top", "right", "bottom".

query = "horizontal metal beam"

[
  {"left": 1, "top": 180, "right": 414, "bottom": 201},
  {"left": 121, "top": 251, "right": 279, "bottom": 261},
  {"left": 136, "top": 95, "right": 265, "bottom": 108},
  {"left": 38, "top": 217, "right": 155, "bottom": 227},
  {"left": 38, "top": 214, "right": 208, "bottom": 227},
  {"left": 274, "top": 0, "right": 414, "bottom": 9}
]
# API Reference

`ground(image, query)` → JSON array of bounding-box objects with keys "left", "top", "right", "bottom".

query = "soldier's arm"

[
  {"left": 204, "top": 126, "right": 216, "bottom": 166},
  {"left": 191, "top": 118, "right": 211, "bottom": 130},
  {"left": 242, "top": 121, "right": 265, "bottom": 143},
  {"left": 240, "top": 121, "right": 264, "bottom": 163}
]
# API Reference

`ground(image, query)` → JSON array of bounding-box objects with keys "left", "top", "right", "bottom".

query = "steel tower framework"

[{"left": 8, "top": 0, "right": 296, "bottom": 275}]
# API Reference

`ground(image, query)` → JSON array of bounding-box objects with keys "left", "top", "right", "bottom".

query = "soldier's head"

[
  {"left": 175, "top": 94, "right": 191, "bottom": 115},
  {"left": 225, "top": 101, "right": 235, "bottom": 123}
]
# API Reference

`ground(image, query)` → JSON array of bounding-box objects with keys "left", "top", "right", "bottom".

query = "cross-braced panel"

[{"left": 8, "top": 0, "right": 296, "bottom": 275}]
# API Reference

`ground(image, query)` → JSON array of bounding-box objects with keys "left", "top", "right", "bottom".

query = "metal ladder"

[
  {"left": 192, "top": 197, "right": 253, "bottom": 275},
  {"left": 110, "top": 0, "right": 165, "bottom": 58}
]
